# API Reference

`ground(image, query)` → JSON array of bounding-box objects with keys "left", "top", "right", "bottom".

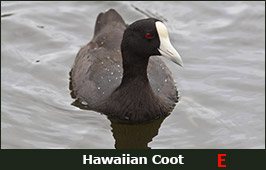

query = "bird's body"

[{"left": 71, "top": 9, "right": 182, "bottom": 122}]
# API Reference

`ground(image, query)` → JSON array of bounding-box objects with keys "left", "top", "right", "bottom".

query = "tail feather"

[{"left": 94, "top": 9, "right": 126, "bottom": 37}]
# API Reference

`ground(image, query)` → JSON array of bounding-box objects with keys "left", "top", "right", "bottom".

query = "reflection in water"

[
  {"left": 69, "top": 72, "right": 167, "bottom": 149},
  {"left": 71, "top": 97, "right": 167, "bottom": 149},
  {"left": 110, "top": 117, "right": 166, "bottom": 149}
]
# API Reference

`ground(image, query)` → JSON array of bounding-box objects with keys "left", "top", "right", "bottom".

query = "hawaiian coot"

[{"left": 71, "top": 9, "right": 183, "bottom": 122}]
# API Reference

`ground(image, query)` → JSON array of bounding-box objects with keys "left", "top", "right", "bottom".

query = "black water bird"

[{"left": 71, "top": 9, "right": 183, "bottom": 122}]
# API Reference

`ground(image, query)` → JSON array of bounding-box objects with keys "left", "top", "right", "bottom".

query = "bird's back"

[{"left": 71, "top": 9, "right": 126, "bottom": 107}]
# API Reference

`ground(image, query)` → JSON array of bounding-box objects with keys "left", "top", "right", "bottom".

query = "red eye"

[{"left": 145, "top": 33, "right": 152, "bottom": 39}]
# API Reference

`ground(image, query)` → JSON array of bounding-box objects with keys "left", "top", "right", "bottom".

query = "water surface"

[{"left": 1, "top": 1, "right": 265, "bottom": 149}]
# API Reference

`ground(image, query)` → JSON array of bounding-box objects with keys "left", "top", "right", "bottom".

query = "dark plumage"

[{"left": 71, "top": 9, "right": 183, "bottom": 122}]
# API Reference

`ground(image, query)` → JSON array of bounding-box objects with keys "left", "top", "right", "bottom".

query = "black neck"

[
  {"left": 120, "top": 50, "right": 150, "bottom": 85},
  {"left": 102, "top": 47, "right": 169, "bottom": 122}
]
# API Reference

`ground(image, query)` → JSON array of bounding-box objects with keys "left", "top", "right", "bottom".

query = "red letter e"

[{"left": 218, "top": 154, "right": 226, "bottom": 167}]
